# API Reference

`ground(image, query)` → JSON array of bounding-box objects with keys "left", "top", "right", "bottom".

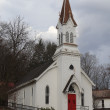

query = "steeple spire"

[
  {"left": 53, "top": 0, "right": 79, "bottom": 61},
  {"left": 59, "top": 0, "right": 77, "bottom": 26}
]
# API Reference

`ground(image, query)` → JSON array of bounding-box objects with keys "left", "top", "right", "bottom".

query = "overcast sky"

[{"left": 0, "top": 0, "right": 110, "bottom": 64}]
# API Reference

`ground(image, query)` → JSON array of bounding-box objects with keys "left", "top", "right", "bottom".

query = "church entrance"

[{"left": 68, "top": 94, "right": 76, "bottom": 110}]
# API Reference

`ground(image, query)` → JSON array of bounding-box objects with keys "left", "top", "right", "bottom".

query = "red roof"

[
  {"left": 93, "top": 90, "right": 110, "bottom": 99},
  {"left": 59, "top": 0, "right": 77, "bottom": 26}
]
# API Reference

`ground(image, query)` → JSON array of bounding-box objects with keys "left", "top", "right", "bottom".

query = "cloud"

[
  {"left": 90, "top": 45, "right": 110, "bottom": 64},
  {"left": 36, "top": 26, "right": 57, "bottom": 43},
  {"left": 0, "top": 0, "right": 62, "bottom": 30},
  {"left": 0, "top": 0, "right": 110, "bottom": 64},
  {"left": 72, "top": 0, "right": 110, "bottom": 64}
]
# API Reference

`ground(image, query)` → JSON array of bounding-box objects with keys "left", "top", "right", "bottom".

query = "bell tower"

[
  {"left": 56, "top": 0, "right": 77, "bottom": 46},
  {"left": 53, "top": 0, "right": 80, "bottom": 61}
]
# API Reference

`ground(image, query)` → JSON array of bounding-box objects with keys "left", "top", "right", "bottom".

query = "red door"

[{"left": 68, "top": 94, "right": 76, "bottom": 110}]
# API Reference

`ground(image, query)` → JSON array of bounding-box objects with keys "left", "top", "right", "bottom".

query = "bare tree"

[
  {"left": 0, "top": 17, "right": 36, "bottom": 81},
  {"left": 81, "top": 53, "right": 110, "bottom": 89},
  {"left": 0, "top": 17, "right": 35, "bottom": 105},
  {"left": 92, "top": 65, "right": 110, "bottom": 89},
  {"left": 81, "top": 52, "right": 98, "bottom": 78},
  {"left": 0, "top": 17, "right": 34, "bottom": 83},
  {"left": 0, "top": 21, "right": 8, "bottom": 39},
  {"left": 5, "top": 16, "right": 29, "bottom": 57}
]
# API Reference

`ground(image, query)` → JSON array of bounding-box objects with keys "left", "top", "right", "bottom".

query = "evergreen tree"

[{"left": 29, "top": 39, "right": 57, "bottom": 70}]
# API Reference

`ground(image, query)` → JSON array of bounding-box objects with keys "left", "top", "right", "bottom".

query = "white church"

[{"left": 8, "top": 0, "right": 95, "bottom": 110}]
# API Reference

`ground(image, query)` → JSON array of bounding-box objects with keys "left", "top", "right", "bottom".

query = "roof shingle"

[
  {"left": 93, "top": 90, "right": 110, "bottom": 99},
  {"left": 16, "top": 61, "right": 53, "bottom": 86}
]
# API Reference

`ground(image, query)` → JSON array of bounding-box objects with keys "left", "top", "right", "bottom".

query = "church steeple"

[
  {"left": 53, "top": 0, "right": 79, "bottom": 61},
  {"left": 59, "top": 0, "right": 77, "bottom": 26},
  {"left": 56, "top": 0, "right": 78, "bottom": 46}
]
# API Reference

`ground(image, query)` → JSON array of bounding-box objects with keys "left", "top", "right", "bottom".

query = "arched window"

[
  {"left": 70, "top": 32, "right": 74, "bottom": 43},
  {"left": 59, "top": 34, "right": 60, "bottom": 45},
  {"left": 68, "top": 84, "right": 75, "bottom": 93},
  {"left": 45, "top": 86, "right": 49, "bottom": 104},
  {"left": 66, "top": 32, "right": 69, "bottom": 43},
  {"left": 81, "top": 93, "right": 84, "bottom": 106},
  {"left": 61, "top": 33, "right": 63, "bottom": 44}
]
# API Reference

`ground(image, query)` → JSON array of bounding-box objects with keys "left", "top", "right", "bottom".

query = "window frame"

[
  {"left": 45, "top": 85, "right": 49, "bottom": 104},
  {"left": 70, "top": 32, "right": 74, "bottom": 43},
  {"left": 102, "top": 100, "right": 104, "bottom": 108},
  {"left": 32, "top": 87, "right": 33, "bottom": 96},
  {"left": 81, "top": 93, "right": 84, "bottom": 106},
  {"left": 66, "top": 32, "right": 69, "bottom": 43},
  {"left": 24, "top": 90, "right": 25, "bottom": 99}
]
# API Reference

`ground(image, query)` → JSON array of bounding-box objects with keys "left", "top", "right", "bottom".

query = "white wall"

[
  {"left": 8, "top": 64, "right": 58, "bottom": 110},
  {"left": 54, "top": 16, "right": 94, "bottom": 109},
  {"left": 97, "top": 99, "right": 110, "bottom": 108},
  {"left": 8, "top": 83, "right": 36, "bottom": 107},
  {"left": 59, "top": 55, "right": 81, "bottom": 110},
  {"left": 36, "top": 66, "right": 58, "bottom": 110},
  {"left": 81, "top": 72, "right": 93, "bottom": 110}
]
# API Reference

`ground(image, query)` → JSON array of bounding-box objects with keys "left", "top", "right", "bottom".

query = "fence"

[
  {"left": 8, "top": 102, "right": 39, "bottom": 110},
  {"left": 8, "top": 102, "right": 89, "bottom": 110}
]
